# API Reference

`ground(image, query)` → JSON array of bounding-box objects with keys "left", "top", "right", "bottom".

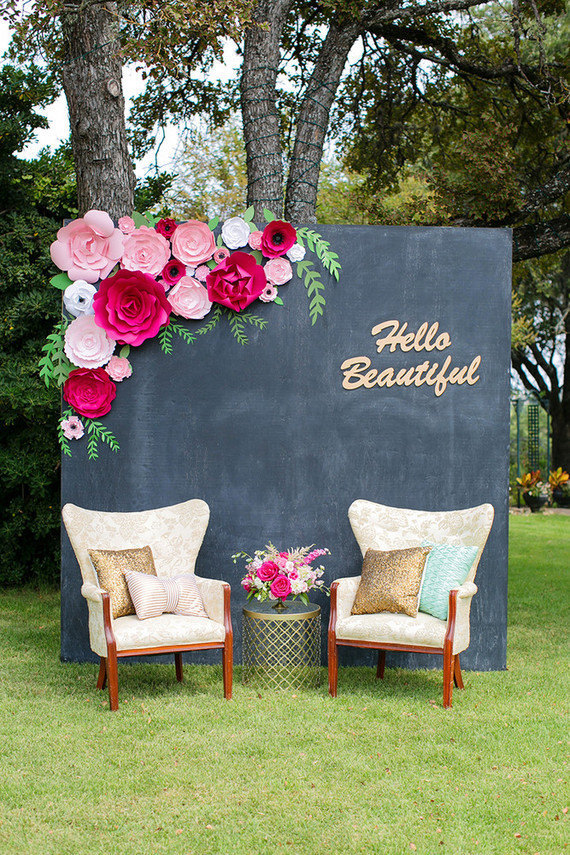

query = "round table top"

[{"left": 243, "top": 599, "right": 320, "bottom": 621}]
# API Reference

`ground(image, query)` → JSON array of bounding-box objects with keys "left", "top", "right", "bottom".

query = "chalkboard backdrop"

[{"left": 61, "top": 225, "right": 512, "bottom": 671}]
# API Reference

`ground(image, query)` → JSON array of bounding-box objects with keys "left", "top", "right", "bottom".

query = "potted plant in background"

[
  {"left": 548, "top": 468, "right": 570, "bottom": 508},
  {"left": 516, "top": 471, "right": 549, "bottom": 512}
]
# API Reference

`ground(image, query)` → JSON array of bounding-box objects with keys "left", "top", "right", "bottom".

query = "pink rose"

[
  {"left": 270, "top": 575, "right": 292, "bottom": 600},
  {"left": 171, "top": 220, "right": 216, "bottom": 266},
  {"left": 64, "top": 315, "right": 116, "bottom": 369},
  {"left": 63, "top": 367, "right": 117, "bottom": 418},
  {"left": 156, "top": 218, "right": 177, "bottom": 238},
  {"left": 121, "top": 225, "right": 171, "bottom": 277},
  {"left": 93, "top": 269, "right": 171, "bottom": 346},
  {"left": 167, "top": 275, "right": 212, "bottom": 320},
  {"left": 61, "top": 416, "right": 84, "bottom": 440},
  {"left": 242, "top": 579, "right": 252, "bottom": 593},
  {"left": 261, "top": 220, "right": 296, "bottom": 258},
  {"left": 259, "top": 284, "right": 278, "bottom": 303},
  {"left": 118, "top": 216, "right": 136, "bottom": 235},
  {"left": 248, "top": 231, "right": 263, "bottom": 250},
  {"left": 264, "top": 257, "right": 292, "bottom": 286},
  {"left": 50, "top": 210, "right": 124, "bottom": 283},
  {"left": 105, "top": 355, "right": 132, "bottom": 381},
  {"left": 206, "top": 251, "right": 267, "bottom": 312},
  {"left": 257, "top": 561, "right": 280, "bottom": 582}
]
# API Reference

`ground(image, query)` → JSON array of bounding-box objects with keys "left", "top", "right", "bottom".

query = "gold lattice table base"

[{"left": 242, "top": 601, "right": 321, "bottom": 690}]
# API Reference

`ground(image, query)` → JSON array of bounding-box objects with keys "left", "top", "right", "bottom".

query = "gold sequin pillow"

[
  {"left": 88, "top": 546, "right": 157, "bottom": 619},
  {"left": 351, "top": 546, "right": 432, "bottom": 617}
]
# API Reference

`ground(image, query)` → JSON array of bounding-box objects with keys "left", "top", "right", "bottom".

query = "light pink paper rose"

[
  {"left": 194, "top": 265, "right": 209, "bottom": 282},
  {"left": 64, "top": 315, "right": 116, "bottom": 369},
  {"left": 264, "top": 257, "right": 292, "bottom": 285},
  {"left": 213, "top": 247, "right": 230, "bottom": 263},
  {"left": 259, "top": 283, "right": 278, "bottom": 303},
  {"left": 61, "top": 416, "right": 84, "bottom": 440},
  {"left": 121, "top": 225, "right": 171, "bottom": 277},
  {"left": 248, "top": 231, "right": 263, "bottom": 250},
  {"left": 118, "top": 216, "right": 136, "bottom": 235},
  {"left": 167, "top": 275, "right": 212, "bottom": 320},
  {"left": 105, "top": 355, "right": 132, "bottom": 381},
  {"left": 171, "top": 220, "right": 216, "bottom": 266},
  {"left": 50, "top": 210, "right": 124, "bottom": 283}
]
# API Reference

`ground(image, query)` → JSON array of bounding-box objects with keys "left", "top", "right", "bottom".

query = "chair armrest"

[
  {"left": 331, "top": 576, "right": 361, "bottom": 624},
  {"left": 81, "top": 582, "right": 106, "bottom": 603},
  {"left": 194, "top": 576, "right": 231, "bottom": 627},
  {"left": 446, "top": 582, "right": 478, "bottom": 655}
]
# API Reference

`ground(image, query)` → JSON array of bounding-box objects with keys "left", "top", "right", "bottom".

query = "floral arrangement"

[
  {"left": 232, "top": 543, "right": 330, "bottom": 606},
  {"left": 40, "top": 207, "right": 341, "bottom": 459}
]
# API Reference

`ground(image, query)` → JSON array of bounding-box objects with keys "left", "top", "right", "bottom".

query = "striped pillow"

[{"left": 125, "top": 570, "right": 208, "bottom": 621}]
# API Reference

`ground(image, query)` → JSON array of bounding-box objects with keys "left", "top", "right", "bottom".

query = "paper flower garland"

[{"left": 40, "top": 207, "right": 342, "bottom": 459}]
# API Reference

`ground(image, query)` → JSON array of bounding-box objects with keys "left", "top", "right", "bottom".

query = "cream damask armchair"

[
  {"left": 62, "top": 499, "right": 232, "bottom": 710},
  {"left": 328, "top": 500, "right": 494, "bottom": 708}
]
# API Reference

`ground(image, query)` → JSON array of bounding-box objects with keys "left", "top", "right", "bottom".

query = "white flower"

[
  {"left": 221, "top": 216, "right": 251, "bottom": 249},
  {"left": 63, "top": 280, "right": 97, "bottom": 317},
  {"left": 286, "top": 242, "right": 306, "bottom": 262}
]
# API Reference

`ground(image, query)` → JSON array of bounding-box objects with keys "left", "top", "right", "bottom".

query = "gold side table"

[{"left": 242, "top": 600, "right": 321, "bottom": 690}]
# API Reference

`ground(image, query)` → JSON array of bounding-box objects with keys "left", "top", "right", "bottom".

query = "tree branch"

[{"left": 513, "top": 215, "right": 570, "bottom": 262}]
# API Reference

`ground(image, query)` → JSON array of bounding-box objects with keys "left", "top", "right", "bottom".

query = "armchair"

[
  {"left": 328, "top": 500, "right": 494, "bottom": 708},
  {"left": 62, "top": 499, "right": 233, "bottom": 710}
]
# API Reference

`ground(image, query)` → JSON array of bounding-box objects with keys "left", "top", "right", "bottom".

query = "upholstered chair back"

[
  {"left": 62, "top": 499, "right": 210, "bottom": 587},
  {"left": 348, "top": 500, "right": 494, "bottom": 584}
]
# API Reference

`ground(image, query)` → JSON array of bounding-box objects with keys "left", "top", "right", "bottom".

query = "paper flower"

[
  {"left": 206, "top": 251, "right": 267, "bottom": 312},
  {"left": 248, "top": 231, "right": 263, "bottom": 250},
  {"left": 213, "top": 247, "right": 230, "bottom": 263},
  {"left": 121, "top": 225, "right": 171, "bottom": 277},
  {"left": 63, "top": 367, "right": 117, "bottom": 418},
  {"left": 118, "top": 216, "right": 136, "bottom": 235},
  {"left": 221, "top": 216, "right": 250, "bottom": 250},
  {"left": 105, "top": 355, "right": 133, "bottom": 382},
  {"left": 261, "top": 220, "right": 296, "bottom": 258},
  {"left": 155, "top": 218, "right": 177, "bottom": 238},
  {"left": 194, "top": 265, "right": 209, "bottom": 282},
  {"left": 63, "top": 280, "right": 97, "bottom": 317},
  {"left": 50, "top": 210, "right": 124, "bottom": 283},
  {"left": 60, "top": 416, "right": 84, "bottom": 440},
  {"left": 64, "top": 315, "right": 116, "bottom": 369},
  {"left": 264, "top": 257, "right": 293, "bottom": 285},
  {"left": 161, "top": 259, "right": 186, "bottom": 288},
  {"left": 286, "top": 242, "right": 306, "bottom": 262},
  {"left": 259, "top": 284, "right": 278, "bottom": 303},
  {"left": 167, "top": 276, "right": 212, "bottom": 320},
  {"left": 171, "top": 220, "right": 216, "bottom": 266},
  {"left": 93, "top": 269, "right": 171, "bottom": 346}
]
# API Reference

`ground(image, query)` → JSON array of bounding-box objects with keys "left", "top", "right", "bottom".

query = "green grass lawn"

[{"left": 0, "top": 515, "right": 568, "bottom": 855}]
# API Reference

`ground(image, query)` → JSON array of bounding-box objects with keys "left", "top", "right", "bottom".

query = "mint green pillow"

[{"left": 419, "top": 543, "right": 479, "bottom": 620}]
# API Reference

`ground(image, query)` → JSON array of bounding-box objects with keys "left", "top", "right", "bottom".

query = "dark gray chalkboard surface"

[{"left": 61, "top": 225, "right": 511, "bottom": 670}]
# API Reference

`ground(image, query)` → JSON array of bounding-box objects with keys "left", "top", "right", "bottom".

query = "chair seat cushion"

[
  {"left": 113, "top": 613, "right": 225, "bottom": 651},
  {"left": 336, "top": 610, "right": 446, "bottom": 649}
]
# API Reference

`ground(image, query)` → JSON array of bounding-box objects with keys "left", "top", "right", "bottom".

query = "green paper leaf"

[
  {"left": 263, "top": 208, "right": 276, "bottom": 223},
  {"left": 50, "top": 272, "right": 72, "bottom": 291},
  {"left": 208, "top": 216, "right": 219, "bottom": 230},
  {"left": 274, "top": 296, "right": 284, "bottom": 306},
  {"left": 216, "top": 234, "right": 224, "bottom": 247},
  {"left": 119, "top": 345, "right": 130, "bottom": 358},
  {"left": 250, "top": 250, "right": 263, "bottom": 264},
  {"left": 142, "top": 211, "right": 159, "bottom": 225},
  {"left": 207, "top": 259, "right": 217, "bottom": 269},
  {"left": 158, "top": 325, "right": 174, "bottom": 355},
  {"left": 243, "top": 205, "right": 255, "bottom": 222},
  {"left": 249, "top": 221, "right": 258, "bottom": 233},
  {"left": 131, "top": 211, "right": 151, "bottom": 228}
]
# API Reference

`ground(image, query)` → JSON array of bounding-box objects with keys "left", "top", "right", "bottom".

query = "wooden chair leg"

[
  {"left": 453, "top": 654, "right": 464, "bottom": 689},
  {"left": 175, "top": 652, "right": 184, "bottom": 682},
  {"left": 376, "top": 650, "right": 386, "bottom": 680},
  {"left": 222, "top": 638, "right": 233, "bottom": 700},
  {"left": 96, "top": 657, "right": 107, "bottom": 690},
  {"left": 328, "top": 638, "right": 338, "bottom": 697},
  {"left": 106, "top": 649, "right": 119, "bottom": 711},
  {"left": 443, "top": 650, "right": 454, "bottom": 709}
]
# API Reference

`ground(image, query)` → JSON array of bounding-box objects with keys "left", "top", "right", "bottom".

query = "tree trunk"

[
  {"left": 241, "top": 0, "right": 293, "bottom": 220},
  {"left": 61, "top": 1, "right": 135, "bottom": 218},
  {"left": 551, "top": 256, "right": 570, "bottom": 469}
]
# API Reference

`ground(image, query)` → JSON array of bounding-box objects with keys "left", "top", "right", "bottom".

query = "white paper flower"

[
  {"left": 63, "top": 280, "right": 97, "bottom": 317},
  {"left": 64, "top": 315, "right": 116, "bottom": 368},
  {"left": 221, "top": 216, "right": 251, "bottom": 250},
  {"left": 286, "top": 242, "right": 306, "bottom": 262}
]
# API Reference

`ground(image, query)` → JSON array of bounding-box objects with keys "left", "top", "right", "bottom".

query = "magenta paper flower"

[
  {"left": 261, "top": 220, "right": 296, "bottom": 258},
  {"left": 257, "top": 561, "right": 280, "bottom": 582},
  {"left": 155, "top": 218, "right": 177, "bottom": 238},
  {"left": 264, "top": 257, "right": 292, "bottom": 285},
  {"left": 171, "top": 220, "right": 216, "bottom": 266},
  {"left": 118, "top": 216, "right": 136, "bottom": 235},
  {"left": 61, "top": 416, "right": 84, "bottom": 440},
  {"left": 50, "top": 210, "right": 124, "bottom": 283},
  {"left": 248, "top": 231, "right": 263, "bottom": 250},
  {"left": 161, "top": 259, "right": 186, "bottom": 288},
  {"left": 93, "top": 269, "right": 171, "bottom": 346},
  {"left": 121, "top": 225, "right": 171, "bottom": 277},
  {"left": 206, "top": 251, "right": 267, "bottom": 312},
  {"left": 167, "top": 275, "right": 212, "bottom": 320},
  {"left": 270, "top": 575, "right": 292, "bottom": 600},
  {"left": 259, "top": 283, "right": 278, "bottom": 303},
  {"left": 213, "top": 247, "right": 230, "bottom": 263},
  {"left": 105, "top": 355, "right": 132, "bottom": 381},
  {"left": 64, "top": 315, "right": 116, "bottom": 369},
  {"left": 63, "top": 367, "right": 117, "bottom": 419}
]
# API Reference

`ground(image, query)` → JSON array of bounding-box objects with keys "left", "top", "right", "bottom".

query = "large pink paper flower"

[
  {"left": 206, "top": 251, "right": 267, "bottom": 312},
  {"left": 261, "top": 220, "right": 296, "bottom": 258},
  {"left": 93, "top": 269, "right": 171, "bottom": 346},
  {"left": 121, "top": 225, "right": 171, "bottom": 277},
  {"left": 63, "top": 367, "right": 117, "bottom": 418},
  {"left": 270, "top": 575, "right": 292, "bottom": 600},
  {"left": 264, "top": 257, "right": 293, "bottom": 285},
  {"left": 50, "top": 210, "right": 124, "bottom": 283},
  {"left": 167, "top": 275, "right": 212, "bottom": 320},
  {"left": 171, "top": 220, "right": 216, "bottom": 266},
  {"left": 64, "top": 315, "right": 116, "bottom": 369}
]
